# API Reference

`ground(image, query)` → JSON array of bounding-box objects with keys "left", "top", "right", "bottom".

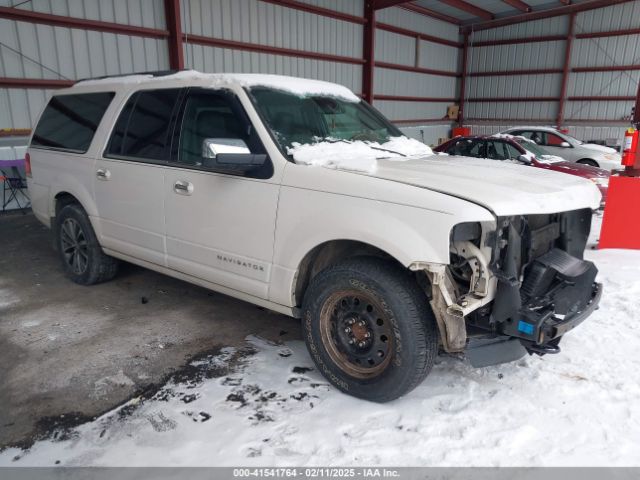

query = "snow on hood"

[
  {"left": 287, "top": 137, "right": 433, "bottom": 173},
  {"left": 76, "top": 70, "right": 360, "bottom": 102},
  {"left": 363, "top": 155, "right": 601, "bottom": 216},
  {"left": 581, "top": 143, "right": 618, "bottom": 154}
]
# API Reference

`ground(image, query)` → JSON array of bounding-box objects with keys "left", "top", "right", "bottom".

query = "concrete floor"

[{"left": 0, "top": 212, "right": 299, "bottom": 449}]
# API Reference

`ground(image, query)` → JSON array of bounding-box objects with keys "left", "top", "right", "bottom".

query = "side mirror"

[
  {"left": 202, "top": 138, "right": 267, "bottom": 174},
  {"left": 517, "top": 155, "right": 531, "bottom": 163},
  {"left": 203, "top": 138, "right": 251, "bottom": 157},
  {"left": 560, "top": 141, "right": 571, "bottom": 148}
]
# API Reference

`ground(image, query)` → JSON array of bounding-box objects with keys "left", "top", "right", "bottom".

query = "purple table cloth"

[{"left": 0, "top": 159, "right": 25, "bottom": 168}]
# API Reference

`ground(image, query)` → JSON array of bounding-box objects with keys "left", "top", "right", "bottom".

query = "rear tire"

[
  {"left": 301, "top": 257, "right": 438, "bottom": 402},
  {"left": 55, "top": 203, "right": 119, "bottom": 285},
  {"left": 577, "top": 159, "right": 599, "bottom": 168}
]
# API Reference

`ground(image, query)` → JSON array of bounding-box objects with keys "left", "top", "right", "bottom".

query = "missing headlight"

[{"left": 451, "top": 222, "right": 481, "bottom": 243}]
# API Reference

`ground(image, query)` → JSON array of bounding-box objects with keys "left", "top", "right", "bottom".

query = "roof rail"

[{"left": 75, "top": 69, "right": 183, "bottom": 84}]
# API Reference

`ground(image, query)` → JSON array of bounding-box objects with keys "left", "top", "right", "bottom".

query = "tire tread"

[
  {"left": 302, "top": 256, "right": 438, "bottom": 402},
  {"left": 56, "top": 203, "right": 119, "bottom": 285}
]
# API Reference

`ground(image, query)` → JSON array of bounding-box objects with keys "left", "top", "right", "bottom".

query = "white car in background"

[{"left": 500, "top": 126, "right": 622, "bottom": 171}]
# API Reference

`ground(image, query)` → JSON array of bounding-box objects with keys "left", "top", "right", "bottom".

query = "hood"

[
  {"left": 365, "top": 155, "right": 601, "bottom": 216},
  {"left": 581, "top": 143, "right": 618, "bottom": 155}
]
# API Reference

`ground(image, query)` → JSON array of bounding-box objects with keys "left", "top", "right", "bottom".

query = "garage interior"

[
  {"left": 2, "top": 0, "right": 639, "bottom": 151},
  {"left": 1, "top": 0, "right": 640, "bottom": 468}
]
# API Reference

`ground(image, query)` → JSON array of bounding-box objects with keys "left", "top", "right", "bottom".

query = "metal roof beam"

[
  {"left": 373, "top": 0, "right": 413, "bottom": 9},
  {"left": 260, "top": 0, "right": 367, "bottom": 24},
  {"left": 463, "top": 0, "right": 634, "bottom": 32},
  {"left": 502, "top": 0, "right": 532, "bottom": 13},
  {"left": 372, "top": 1, "right": 462, "bottom": 25},
  {"left": 0, "top": 5, "right": 169, "bottom": 38},
  {"left": 0, "top": 77, "right": 74, "bottom": 89},
  {"left": 438, "top": 0, "right": 494, "bottom": 20},
  {"left": 399, "top": 3, "right": 462, "bottom": 24}
]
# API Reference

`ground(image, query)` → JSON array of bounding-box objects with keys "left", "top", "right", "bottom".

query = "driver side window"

[
  {"left": 177, "top": 90, "right": 263, "bottom": 167},
  {"left": 486, "top": 141, "right": 509, "bottom": 160}
]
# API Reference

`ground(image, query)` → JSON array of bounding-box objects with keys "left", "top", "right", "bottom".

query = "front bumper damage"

[
  {"left": 415, "top": 208, "right": 602, "bottom": 367},
  {"left": 506, "top": 249, "right": 602, "bottom": 348},
  {"left": 467, "top": 250, "right": 602, "bottom": 368}
]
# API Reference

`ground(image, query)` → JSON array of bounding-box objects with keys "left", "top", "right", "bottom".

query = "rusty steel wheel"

[
  {"left": 302, "top": 257, "right": 439, "bottom": 402},
  {"left": 319, "top": 290, "right": 394, "bottom": 379}
]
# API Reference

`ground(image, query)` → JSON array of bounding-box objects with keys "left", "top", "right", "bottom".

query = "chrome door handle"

[
  {"left": 96, "top": 168, "right": 111, "bottom": 180},
  {"left": 173, "top": 180, "right": 194, "bottom": 195}
]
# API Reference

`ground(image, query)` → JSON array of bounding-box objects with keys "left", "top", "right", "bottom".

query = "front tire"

[
  {"left": 302, "top": 257, "right": 438, "bottom": 402},
  {"left": 56, "top": 203, "right": 119, "bottom": 285}
]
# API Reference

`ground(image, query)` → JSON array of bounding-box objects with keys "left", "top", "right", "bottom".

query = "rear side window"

[
  {"left": 31, "top": 92, "right": 114, "bottom": 153},
  {"left": 105, "top": 89, "right": 181, "bottom": 161}
]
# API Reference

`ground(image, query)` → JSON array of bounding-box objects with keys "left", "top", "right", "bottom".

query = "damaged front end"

[{"left": 414, "top": 208, "right": 602, "bottom": 368}]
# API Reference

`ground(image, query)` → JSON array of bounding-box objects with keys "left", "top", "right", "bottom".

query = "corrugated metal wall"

[
  {"left": 2, "top": 0, "right": 639, "bottom": 146},
  {"left": 0, "top": 0, "right": 460, "bottom": 145},
  {"left": 374, "top": 6, "right": 460, "bottom": 144},
  {"left": 0, "top": 0, "right": 168, "bottom": 128},
  {"left": 465, "top": 1, "right": 640, "bottom": 143},
  {"left": 466, "top": 16, "right": 568, "bottom": 123},
  {"left": 181, "top": 0, "right": 364, "bottom": 93},
  {"left": 568, "top": 2, "right": 640, "bottom": 126}
]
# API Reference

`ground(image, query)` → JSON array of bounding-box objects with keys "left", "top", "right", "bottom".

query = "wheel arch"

[
  {"left": 54, "top": 191, "right": 83, "bottom": 215},
  {"left": 577, "top": 158, "right": 599, "bottom": 167},
  {"left": 51, "top": 189, "right": 103, "bottom": 248},
  {"left": 292, "top": 239, "right": 415, "bottom": 308},
  {"left": 49, "top": 177, "right": 98, "bottom": 219}
]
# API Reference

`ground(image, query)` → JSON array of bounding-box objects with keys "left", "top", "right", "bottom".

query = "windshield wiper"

[
  {"left": 326, "top": 138, "right": 408, "bottom": 158},
  {"left": 368, "top": 145, "right": 407, "bottom": 157}
]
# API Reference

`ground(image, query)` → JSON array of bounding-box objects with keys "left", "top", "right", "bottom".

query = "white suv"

[{"left": 27, "top": 71, "right": 602, "bottom": 401}]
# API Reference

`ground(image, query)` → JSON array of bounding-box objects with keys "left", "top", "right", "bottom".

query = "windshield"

[
  {"left": 248, "top": 87, "right": 403, "bottom": 152},
  {"left": 514, "top": 138, "right": 549, "bottom": 157}
]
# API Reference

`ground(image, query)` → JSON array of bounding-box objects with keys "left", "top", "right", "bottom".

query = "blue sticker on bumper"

[{"left": 518, "top": 320, "right": 535, "bottom": 335}]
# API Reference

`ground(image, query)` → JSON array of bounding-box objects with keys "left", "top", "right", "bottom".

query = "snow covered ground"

[{"left": 2, "top": 214, "right": 639, "bottom": 467}]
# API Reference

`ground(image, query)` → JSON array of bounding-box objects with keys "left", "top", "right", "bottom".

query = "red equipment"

[
  {"left": 452, "top": 127, "right": 471, "bottom": 137},
  {"left": 622, "top": 128, "right": 639, "bottom": 167},
  {"left": 599, "top": 176, "right": 640, "bottom": 249},
  {"left": 598, "top": 82, "right": 640, "bottom": 250}
]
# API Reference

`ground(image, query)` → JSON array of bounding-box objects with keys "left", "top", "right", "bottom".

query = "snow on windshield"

[{"left": 287, "top": 137, "right": 433, "bottom": 173}]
